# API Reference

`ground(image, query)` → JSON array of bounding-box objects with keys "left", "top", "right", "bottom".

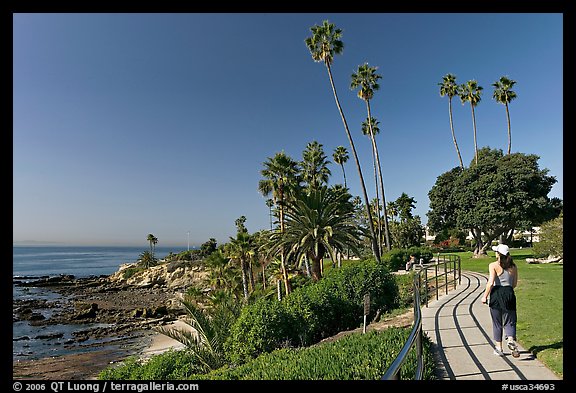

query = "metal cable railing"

[{"left": 381, "top": 254, "right": 461, "bottom": 380}]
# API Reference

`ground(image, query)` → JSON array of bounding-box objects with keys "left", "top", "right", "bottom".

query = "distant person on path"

[
  {"left": 406, "top": 254, "right": 416, "bottom": 271},
  {"left": 481, "top": 244, "right": 520, "bottom": 357}
]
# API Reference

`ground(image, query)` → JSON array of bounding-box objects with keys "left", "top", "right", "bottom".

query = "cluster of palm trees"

[
  {"left": 439, "top": 73, "right": 518, "bottom": 169},
  {"left": 257, "top": 141, "right": 365, "bottom": 294},
  {"left": 138, "top": 233, "right": 159, "bottom": 268},
  {"left": 305, "top": 20, "right": 395, "bottom": 262}
]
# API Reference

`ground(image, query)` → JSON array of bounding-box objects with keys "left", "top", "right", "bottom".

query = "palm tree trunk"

[
  {"left": 367, "top": 101, "right": 391, "bottom": 252},
  {"left": 276, "top": 279, "right": 282, "bottom": 301},
  {"left": 471, "top": 105, "right": 478, "bottom": 166},
  {"left": 279, "top": 190, "right": 291, "bottom": 295},
  {"left": 303, "top": 254, "right": 312, "bottom": 277},
  {"left": 325, "top": 62, "right": 381, "bottom": 263},
  {"left": 449, "top": 98, "right": 464, "bottom": 169},
  {"left": 248, "top": 261, "right": 255, "bottom": 292},
  {"left": 506, "top": 103, "right": 512, "bottom": 155},
  {"left": 369, "top": 136, "right": 382, "bottom": 252},
  {"left": 340, "top": 163, "right": 347, "bottom": 188},
  {"left": 310, "top": 253, "right": 323, "bottom": 281},
  {"left": 240, "top": 260, "right": 249, "bottom": 301}
]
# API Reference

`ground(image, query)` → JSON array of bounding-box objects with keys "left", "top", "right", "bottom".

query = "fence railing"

[{"left": 381, "top": 254, "right": 461, "bottom": 380}]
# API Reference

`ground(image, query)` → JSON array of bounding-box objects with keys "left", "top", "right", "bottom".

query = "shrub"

[
  {"left": 191, "top": 328, "right": 437, "bottom": 380},
  {"left": 223, "top": 259, "right": 398, "bottom": 364},
  {"left": 99, "top": 349, "right": 200, "bottom": 380},
  {"left": 122, "top": 267, "right": 144, "bottom": 280}
]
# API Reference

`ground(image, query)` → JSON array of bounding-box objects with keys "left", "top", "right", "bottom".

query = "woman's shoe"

[{"left": 507, "top": 339, "right": 520, "bottom": 358}]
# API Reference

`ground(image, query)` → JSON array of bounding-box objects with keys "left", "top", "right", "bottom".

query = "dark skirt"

[{"left": 489, "top": 285, "right": 516, "bottom": 311}]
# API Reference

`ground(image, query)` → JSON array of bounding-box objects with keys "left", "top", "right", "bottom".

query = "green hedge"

[
  {"left": 224, "top": 259, "right": 398, "bottom": 364},
  {"left": 192, "top": 328, "right": 437, "bottom": 380}
]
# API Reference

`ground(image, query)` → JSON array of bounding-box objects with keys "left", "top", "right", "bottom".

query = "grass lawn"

[{"left": 453, "top": 248, "right": 563, "bottom": 378}]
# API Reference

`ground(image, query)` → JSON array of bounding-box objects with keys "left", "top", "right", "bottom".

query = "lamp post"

[{"left": 187, "top": 231, "right": 190, "bottom": 252}]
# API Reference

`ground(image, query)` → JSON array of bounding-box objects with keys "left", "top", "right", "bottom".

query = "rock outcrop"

[{"left": 108, "top": 259, "right": 209, "bottom": 291}]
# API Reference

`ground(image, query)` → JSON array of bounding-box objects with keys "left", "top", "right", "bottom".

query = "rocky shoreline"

[{"left": 13, "top": 258, "right": 207, "bottom": 380}]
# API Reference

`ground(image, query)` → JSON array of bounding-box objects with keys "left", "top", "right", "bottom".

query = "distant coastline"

[{"left": 13, "top": 241, "right": 200, "bottom": 248}]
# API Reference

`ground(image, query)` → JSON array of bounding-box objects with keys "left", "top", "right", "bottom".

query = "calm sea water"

[{"left": 12, "top": 245, "right": 188, "bottom": 361}]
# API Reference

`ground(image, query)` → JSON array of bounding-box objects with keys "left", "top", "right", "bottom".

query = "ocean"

[{"left": 12, "top": 245, "right": 188, "bottom": 362}]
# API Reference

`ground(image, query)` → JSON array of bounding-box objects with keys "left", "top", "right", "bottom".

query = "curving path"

[{"left": 421, "top": 270, "right": 561, "bottom": 380}]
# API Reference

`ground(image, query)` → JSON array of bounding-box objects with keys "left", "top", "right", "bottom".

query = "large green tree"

[
  {"left": 305, "top": 20, "right": 380, "bottom": 263},
  {"left": 427, "top": 147, "right": 557, "bottom": 256},
  {"left": 492, "top": 76, "right": 517, "bottom": 155},
  {"left": 439, "top": 73, "right": 464, "bottom": 170},
  {"left": 532, "top": 212, "right": 563, "bottom": 259},
  {"left": 270, "top": 186, "right": 364, "bottom": 281},
  {"left": 352, "top": 63, "right": 391, "bottom": 253},
  {"left": 458, "top": 80, "right": 483, "bottom": 166},
  {"left": 387, "top": 193, "right": 423, "bottom": 249}
]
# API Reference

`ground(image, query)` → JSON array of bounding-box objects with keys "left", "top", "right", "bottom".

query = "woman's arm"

[{"left": 481, "top": 263, "right": 496, "bottom": 303}]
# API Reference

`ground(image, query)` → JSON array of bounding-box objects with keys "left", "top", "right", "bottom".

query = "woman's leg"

[
  {"left": 489, "top": 307, "right": 504, "bottom": 351},
  {"left": 502, "top": 310, "right": 517, "bottom": 340}
]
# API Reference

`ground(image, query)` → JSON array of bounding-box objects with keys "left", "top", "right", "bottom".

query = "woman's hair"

[{"left": 498, "top": 252, "right": 515, "bottom": 269}]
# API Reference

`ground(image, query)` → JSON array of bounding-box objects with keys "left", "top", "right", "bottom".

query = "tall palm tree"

[
  {"left": 146, "top": 233, "right": 158, "bottom": 260},
  {"left": 492, "top": 76, "right": 517, "bottom": 155},
  {"left": 305, "top": 20, "right": 380, "bottom": 263},
  {"left": 300, "top": 140, "right": 331, "bottom": 192},
  {"left": 458, "top": 80, "right": 483, "bottom": 166},
  {"left": 226, "top": 231, "right": 255, "bottom": 302},
  {"left": 271, "top": 186, "right": 363, "bottom": 281},
  {"left": 332, "top": 145, "right": 349, "bottom": 188},
  {"left": 351, "top": 62, "right": 391, "bottom": 252},
  {"left": 439, "top": 73, "right": 464, "bottom": 169},
  {"left": 361, "top": 117, "right": 383, "bottom": 252},
  {"left": 258, "top": 151, "right": 300, "bottom": 295}
]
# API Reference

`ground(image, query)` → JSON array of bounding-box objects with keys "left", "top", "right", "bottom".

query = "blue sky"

[{"left": 13, "top": 13, "right": 563, "bottom": 247}]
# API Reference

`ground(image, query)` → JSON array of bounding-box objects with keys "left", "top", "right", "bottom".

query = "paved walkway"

[{"left": 421, "top": 270, "right": 562, "bottom": 380}]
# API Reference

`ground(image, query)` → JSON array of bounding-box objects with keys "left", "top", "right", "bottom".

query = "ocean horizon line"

[{"left": 13, "top": 242, "right": 200, "bottom": 249}]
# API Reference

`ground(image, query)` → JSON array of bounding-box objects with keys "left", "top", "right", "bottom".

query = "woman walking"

[{"left": 481, "top": 243, "right": 520, "bottom": 357}]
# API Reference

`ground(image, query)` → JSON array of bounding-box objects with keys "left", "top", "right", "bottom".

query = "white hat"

[{"left": 492, "top": 244, "right": 510, "bottom": 255}]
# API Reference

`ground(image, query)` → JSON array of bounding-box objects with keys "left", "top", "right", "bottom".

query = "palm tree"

[
  {"left": 146, "top": 233, "right": 158, "bottom": 259},
  {"left": 155, "top": 296, "right": 240, "bottom": 374},
  {"left": 458, "top": 80, "right": 483, "bottom": 166},
  {"left": 361, "top": 117, "right": 382, "bottom": 251},
  {"left": 492, "top": 76, "right": 517, "bottom": 155},
  {"left": 226, "top": 231, "right": 255, "bottom": 302},
  {"left": 258, "top": 151, "right": 300, "bottom": 295},
  {"left": 305, "top": 20, "right": 380, "bottom": 263},
  {"left": 265, "top": 198, "right": 274, "bottom": 230},
  {"left": 204, "top": 250, "right": 236, "bottom": 291},
  {"left": 332, "top": 145, "right": 349, "bottom": 188},
  {"left": 138, "top": 250, "right": 157, "bottom": 269},
  {"left": 300, "top": 140, "right": 331, "bottom": 192},
  {"left": 271, "top": 186, "right": 363, "bottom": 281},
  {"left": 439, "top": 73, "right": 464, "bottom": 169},
  {"left": 351, "top": 62, "right": 391, "bottom": 252}
]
